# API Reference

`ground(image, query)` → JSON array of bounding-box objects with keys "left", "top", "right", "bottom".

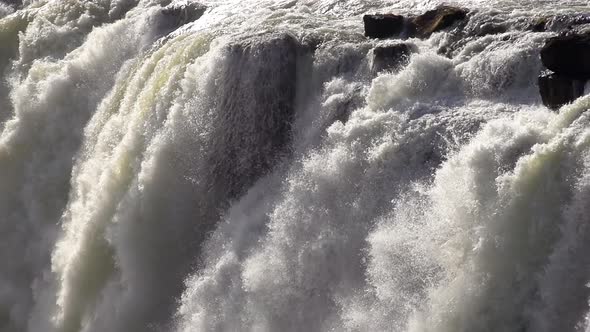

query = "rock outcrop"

[
  {"left": 361, "top": 6, "right": 590, "bottom": 109},
  {"left": 152, "top": 2, "right": 207, "bottom": 37},
  {"left": 363, "top": 14, "right": 405, "bottom": 39},
  {"left": 538, "top": 72, "right": 586, "bottom": 109},
  {"left": 538, "top": 30, "right": 590, "bottom": 109},
  {"left": 0, "top": 0, "right": 20, "bottom": 6},
  {"left": 409, "top": 5, "right": 468, "bottom": 39},
  {"left": 541, "top": 32, "right": 590, "bottom": 79},
  {"left": 161, "top": 2, "right": 207, "bottom": 25},
  {"left": 207, "top": 33, "right": 309, "bottom": 201},
  {"left": 371, "top": 43, "right": 417, "bottom": 73},
  {"left": 363, "top": 6, "right": 468, "bottom": 40},
  {"left": 529, "top": 17, "right": 549, "bottom": 32}
]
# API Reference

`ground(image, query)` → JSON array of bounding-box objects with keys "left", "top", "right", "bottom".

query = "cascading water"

[{"left": 1, "top": 0, "right": 590, "bottom": 331}]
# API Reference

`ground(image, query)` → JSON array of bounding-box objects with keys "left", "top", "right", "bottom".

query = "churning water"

[{"left": 1, "top": 0, "right": 590, "bottom": 331}]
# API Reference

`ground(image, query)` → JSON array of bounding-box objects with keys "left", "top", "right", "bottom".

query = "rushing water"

[{"left": 1, "top": 0, "right": 590, "bottom": 331}]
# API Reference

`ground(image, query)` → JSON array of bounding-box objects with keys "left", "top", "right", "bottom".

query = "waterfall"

[{"left": 1, "top": 0, "right": 590, "bottom": 331}]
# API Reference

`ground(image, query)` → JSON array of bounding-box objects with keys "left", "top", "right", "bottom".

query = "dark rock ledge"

[
  {"left": 363, "top": 5, "right": 590, "bottom": 110},
  {"left": 363, "top": 6, "right": 468, "bottom": 40},
  {"left": 539, "top": 29, "right": 590, "bottom": 109},
  {"left": 363, "top": 6, "right": 467, "bottom": 77},
  {"left": 371, "top": 43, "right": 418, "bottom": 74}
]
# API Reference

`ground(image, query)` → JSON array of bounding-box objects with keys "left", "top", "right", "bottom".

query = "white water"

[{"left": 1, "top": 0, "right": 590, "bottom": 331}]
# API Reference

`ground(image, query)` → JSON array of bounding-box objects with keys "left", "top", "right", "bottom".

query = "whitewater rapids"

[{"left": 1, "top": 0, "right": 590, "bottom": 331}]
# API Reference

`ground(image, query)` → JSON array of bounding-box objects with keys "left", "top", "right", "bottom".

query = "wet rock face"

[
  {"left": 361, "top": 5, "right": 590, "bottom": 110},
  {"left": 363, "top": 14, "right": 405, "bottom": 39},
  {"left": 363, "top": 6, "right": 468, "bottom": 40},
  {"left": 473, "top": 22, "right": 507, "bottom": 36},
  {"left": 207, "top": 34, "right": 309, "bottom": 201},
  {"left": 538, "top": 72, "right": 586, "bottom": 109},
  {"left": 538, "top": 30, "right": 590, "bottom": 109},
  {"left": 409, "top": 5, "right": 468, "bottom": 39},
  {"left": 152, "top": 2, "right": 207, "bottom": 37},
  {"left": 0, "top": 0, "right": 20, "bottom": 6},
  {"left": 541, "top": 32, "right": 590, "bottom": 80},
  {"left": 161, "top": 2, "right": 206, "bottom": 25},
  {"left": 529, "top": 17, "right": 549, "bottom": 32},
  {"left": 371, "top": 43, "right": 416, "bottom": 73},
  {"left": 545, "top": 14, "right": 590, "bottom": 31}
]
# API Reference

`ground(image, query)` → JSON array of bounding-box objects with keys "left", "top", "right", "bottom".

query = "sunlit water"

[{"left": 1, "top": 0, "right": 590, "bottom": 331}]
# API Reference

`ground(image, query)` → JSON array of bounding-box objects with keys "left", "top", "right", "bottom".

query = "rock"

[
  {"left": 474, "top": 22, "right": 507, "bottom": 36},
  {"left": 529, "top": 17, "right": 549, "bottom": 32},
  {"left": 409, "top": 5, "right": 468, "bottom": 38},
  {"left": 207, "top": 33, "right": 309, "bottom": 200},
  {"left": 539, "top": 27, "right": 590, "bottom": 108},
  {"left": 0, "top": 0, "right": 20, "bottom": 6},
  {"left": 548, "top": 14, "right": 590, "bottom": 31},
  {"left": 363, "top": 14, "right": 405, "bottom": 39},
  {"left": 161, "top": 2, "right": 206, "bottom": 24},
  {"left": 540, "top": 32, "right": 590, "bottom": 79},
  {"left": 363, "top": 6, "right": 468, "bottom": 40},
  {"left": 538, "top": 71, "right": 586, "bottom": 109},
  {"left": 565, "top": 14, "right": 590, "bottom": 27},
  {"left": 371, "top": 43, "right": 417, "bottom": 73},
  {"left": 569, "top": 23, "right": 590, "bottom": 35},
  {"left": 152, "top": 2, "right": 206, "bottom": 37},
  {"left": 528, "top": 13, "right": 590, "bottom": 32}
]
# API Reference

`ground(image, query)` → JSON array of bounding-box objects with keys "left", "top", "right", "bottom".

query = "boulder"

[
  {"left": 371, "top": 43, "right": 417, "bottom": 73},
  {"left": 540, "top": 32, "right": 590, "bottom": 79},
  {"left": 538, "top": 71, "right": 586, "bottom": 109},
  {"left": 363, "top": 14, "right": 405, "bottom": 39},
  {"left": 409, "top": 5, "right": 468, "bottom": 38}
]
